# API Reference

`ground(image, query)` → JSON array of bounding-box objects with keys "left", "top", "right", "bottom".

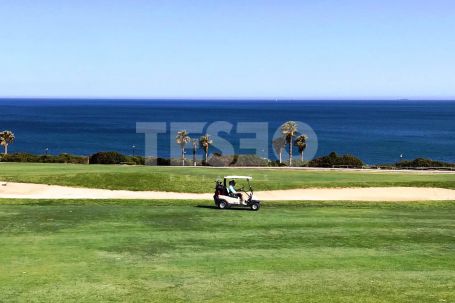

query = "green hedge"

[
  {"left": 89, "top": 152, "right": 126, "bottom": 164},
  {"left": 88, "top": 152, "right": 145, "bottom": 165},
  {"left": 4, "top": 151, "right": 451, "bottom": 169},
  {"left": 396, "top": 158, "right": 455, "bottom": 168},
  {"left": 308, "top": 152, "right": 364, "bottom": 168},
  {"left": 206, "top": 154, "right": 269, "bottom": 167},
  {"left": 0, "top": 153, "right": 88, "bottom": 164}
]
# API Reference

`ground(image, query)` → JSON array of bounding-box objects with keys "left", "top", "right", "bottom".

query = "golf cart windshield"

[
  {"left": 223, "top": 176, "right": 252, "bottom": 180},
  {"left": 223, "top": 176, "right": 253, "bottom": 191}
]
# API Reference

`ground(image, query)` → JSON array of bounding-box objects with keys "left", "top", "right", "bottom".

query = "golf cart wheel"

[
  {"left": 250, "top": 203, "right": 260, "bottom": 211},
  {"left": 218, "top": 200, "right": 228, "bottom": 209}
]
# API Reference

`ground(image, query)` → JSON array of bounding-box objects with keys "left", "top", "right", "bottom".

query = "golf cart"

[{"left": 214, "top": 176, "right": 261, "bottom": 211}]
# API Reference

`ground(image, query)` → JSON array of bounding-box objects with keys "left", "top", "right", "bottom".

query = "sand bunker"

[{"left": 1, "top": 181, "right": 455, "bottom": 201}]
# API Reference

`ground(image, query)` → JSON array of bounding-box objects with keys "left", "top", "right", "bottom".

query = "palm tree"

[
  {"left": 281, "top": 121, "right": 298, "bottom": 166},
  {"left": 294, "top": 134, "right": 308, "bottom": 161},
  {"left": 199, "top": 134, "right": 213, "bottom": 164},
  {"left": 0, "top": 130, "right": 15, "bottom": 155},
  {"left": 176, "top": 130, "right": 191, "bottom": 166},
  {"left": 272, "top": 136, "right": 286, "bottom": 164},
  {"left": 191, "top": 139, "right": 198, "bottom": 166}
]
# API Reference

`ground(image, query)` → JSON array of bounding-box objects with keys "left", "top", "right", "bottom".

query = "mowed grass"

[
  {"left": 0, "top": 199, "right": 454, "bottom": 302},
  {"left": 1, "top": 163, "right": 455, "bottom": 192}
]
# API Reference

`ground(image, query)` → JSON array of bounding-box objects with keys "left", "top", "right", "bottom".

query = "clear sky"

[{"left": 1, "top": 0, "right": 454, "bottom": 99}]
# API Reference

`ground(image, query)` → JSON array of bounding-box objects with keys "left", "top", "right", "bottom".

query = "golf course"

[{"left": 0, "top": 163, "right": 454, "bottom": 302}]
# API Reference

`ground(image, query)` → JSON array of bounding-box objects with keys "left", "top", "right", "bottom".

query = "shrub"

[
  {"left": 207, "top": 154, "right": 269, "bottom": 167},
  {"left": 309, "top": 152, "right": 364, "bottom": 168},
  {"left": 0, "top": 152, "right": 144, "bottom": 165},
  {"left": 0, "top": 153, "right": 38, "bottom": 162},
  {"left": 233, "top": 154, "right": 269, "bottom": 167},
  {"left": 269, "top": 160, "right": 288, "bottom": 167},
  {"left": 396, "top": 158, "right": 455, "bottom": 168},
  {"left": 125, "top": 156, "right": 145, "bottom": 165},
  {"left": 89, "top": 152, "right": 127, "bottom": 164},
  {"left": 52, "top": 153, "right": 87, "bottom": 164},
  {"left": 0, "top": 153, "right": 87, "bottom": 164},
  {"left": 145, "top": 157, "right": 171, "bottom": 166},
  {"left": 288, "top": 159, "right": 308, "bottom": 167},
  {"left": 0, "top": 153, "right": 39, "bottom": 162}
]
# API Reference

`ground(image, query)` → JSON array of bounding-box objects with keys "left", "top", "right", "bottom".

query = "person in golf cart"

[{"left": 228, "top": 180, "right": 243, "bottom": 202}]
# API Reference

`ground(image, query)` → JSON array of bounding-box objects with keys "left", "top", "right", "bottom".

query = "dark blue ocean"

[{"left": 1, "top": 99, "right": 454, "bottom": 164}]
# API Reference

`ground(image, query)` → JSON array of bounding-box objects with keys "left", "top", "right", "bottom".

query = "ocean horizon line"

[{"left": 1, "top": 97, "right": 455, "bottom": 102}]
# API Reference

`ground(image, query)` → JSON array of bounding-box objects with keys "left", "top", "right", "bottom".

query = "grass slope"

[
  {"left": 1, "top": 163, "right": 455, "bottom": 192},
  {"left": 0, "top": 199, "right": 454, "bottom": 302}
]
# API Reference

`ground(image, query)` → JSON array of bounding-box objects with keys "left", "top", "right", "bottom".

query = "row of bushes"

[
  {"left": 308, "top": 152, "right": 364, "bottom": 168},
  {"left": 0, "top": 153, "right": 88, "bottom": 164},
  {"left": 0, "top": 152, "right": 146, "bottom": 165},
  {"left": 206, "top": 154, "right": 269, "bottom": 167},
  {"left": 89, "top": 152, "right": 145, "bottom": 165},
  {"left": 1, "top": 151, "right": 453, "bottom": 169},
  {"left": 395, "top": 158, "right": 455, "bottom": 168},
  {"left": 143, "top": 155, "right": 270, "bottom": 166},
  {"left": 0, "top": 151, "right": 331, "bottom": 167}
]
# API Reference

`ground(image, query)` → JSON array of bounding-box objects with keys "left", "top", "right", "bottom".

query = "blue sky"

[{"left": 0, "top": 0, "right": 454, "bottom": 99}]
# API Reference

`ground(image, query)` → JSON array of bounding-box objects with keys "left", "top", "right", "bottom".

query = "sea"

[{"left": 1, "top": 99, "right": 454, "bottom": 164}]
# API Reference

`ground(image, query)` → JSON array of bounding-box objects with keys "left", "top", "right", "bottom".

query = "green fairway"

[
  {"left": 1, "top": 162, "right": 455, "bottom": 192},
  {"left": 0, "top": 199, "right": 454, "bottom": 302}
]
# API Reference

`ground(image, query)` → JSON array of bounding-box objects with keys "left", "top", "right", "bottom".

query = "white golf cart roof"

[{"left": 224, "top": 176, "right": 252, "bottom": 180}]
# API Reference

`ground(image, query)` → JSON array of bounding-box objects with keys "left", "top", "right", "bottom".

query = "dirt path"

[{"left": 1, "top": 181, "right": 455, "bottom": 201}]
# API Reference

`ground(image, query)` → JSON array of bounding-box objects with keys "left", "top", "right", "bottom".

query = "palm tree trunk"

[
  {"left": 205, "top": 149, "right": 208, "bottom": 164},
  {"left": 289, "top": 139, "right": 293, "bottom": 166},
  {"left": 3, "top": 144, "right": 7, "bottom": 155},
  {"left": 279, "top": 150, "right": 282, "bottom": 164},
  {"left": 193, "top": 147, "right": 196, "bottom": 166},
  {"left": 300, "top": 151, "right": 303, "bottom": 161},
  {"left": 181, "top": 148, "right": 185, "bottom": 166}
]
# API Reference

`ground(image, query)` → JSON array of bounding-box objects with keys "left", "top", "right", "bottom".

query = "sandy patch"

[{"left": 1, "top": 181, "right": 455, "bottom": 201}]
